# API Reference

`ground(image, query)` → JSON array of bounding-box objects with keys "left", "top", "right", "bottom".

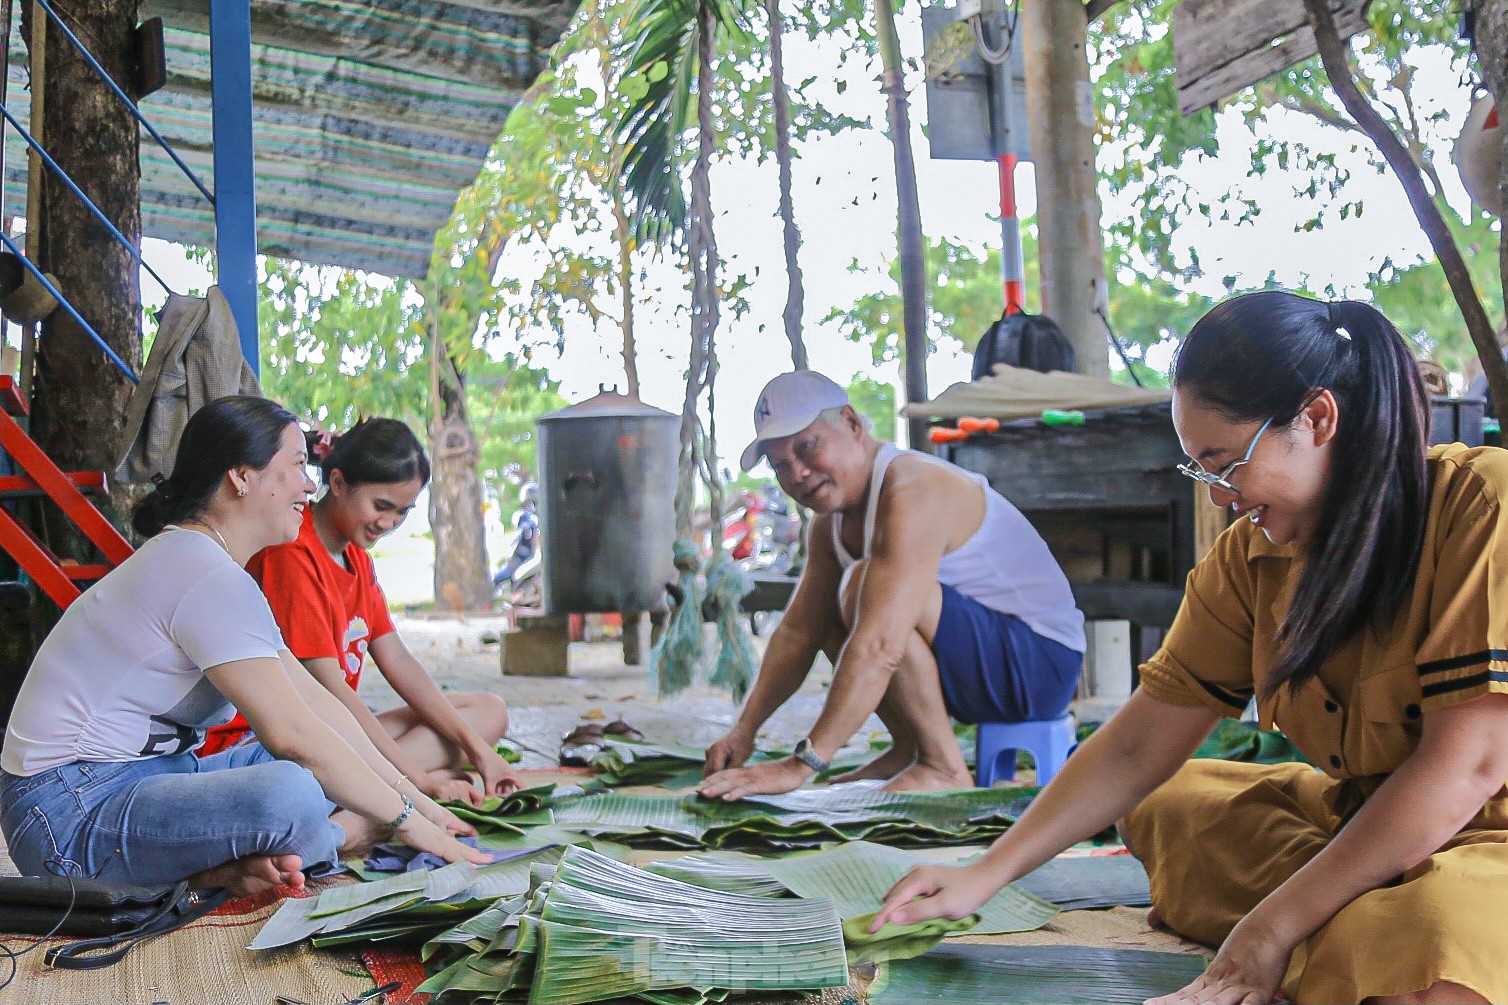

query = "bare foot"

[
  {"left": 826, "top": 745, "right": 915, "bottom": 784},
  {"left": 189, "top": 853, "right": 305, "bottom": 898},
  {"left": 881, "top": 762, "right": 974, "bottom": 792},
  {"left": 334, "top": 808, "right": 384, "bottom": 858}
]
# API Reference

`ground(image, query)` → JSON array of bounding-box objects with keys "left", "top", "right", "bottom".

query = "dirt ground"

[
  {"left": 359, "top": 614, "right": 867, "bottom": 770},
  {"left": 363, "top": 613, "right": 1129, "bottom": 776}
]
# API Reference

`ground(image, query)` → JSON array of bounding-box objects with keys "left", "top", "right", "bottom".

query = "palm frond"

[{"left": 612, "top": 0, "right": 756, "bottom": 248}]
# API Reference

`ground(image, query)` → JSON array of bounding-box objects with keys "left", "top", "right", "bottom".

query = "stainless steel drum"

[{"left": 536, "top": 388, "right": 678, "bottom": 613}]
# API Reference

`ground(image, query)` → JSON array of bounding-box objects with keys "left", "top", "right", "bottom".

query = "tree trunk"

[
  {"left": 1305, "top": 0, "right": 1508, "bottom": 416},
  {"left": 1476, "top": 0, "right": 1508, "bottom": 371},
  {"left": 429, "top": 349, "right": 492, "bottom": 613},
  {"left": 610, "top": 191, "right": 640, "bottom": 398},
  {"left": 28, "top": 0, "right": 142, "bottom": 488},
  {"left": 767, "top": 0, "right": 807, "bottom": 371},
  {"left": 1020, "top": 0, "right": 1110, "bottom": 379},
  {"left": 873, "top": 0, "right": 929, "bottom": 450}
]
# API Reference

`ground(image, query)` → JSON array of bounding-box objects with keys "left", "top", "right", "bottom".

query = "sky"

[{"left": 124, "top": 6, "right": 1489, "bottom": 481}]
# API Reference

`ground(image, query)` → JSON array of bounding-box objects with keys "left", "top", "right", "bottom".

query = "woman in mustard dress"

[{"left": 876, "top": 290, "right": 1508, "bottom": 1004}]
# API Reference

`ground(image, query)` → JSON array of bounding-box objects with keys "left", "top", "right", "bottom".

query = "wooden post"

[
  {"left": 1019, "top": 0, "right": 1110, "bottom": 379},
  {"left": 1192, "top": 482, "right": 1230, "bottom": 564}
]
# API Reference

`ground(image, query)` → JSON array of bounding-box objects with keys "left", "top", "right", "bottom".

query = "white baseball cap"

[{"left": 739, "top": 370, "right": 849, "bottom": 471}]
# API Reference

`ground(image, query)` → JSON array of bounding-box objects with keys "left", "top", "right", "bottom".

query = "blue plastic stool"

[{"left": 975, "top": 714, "right": 1077, "bottom": 787}]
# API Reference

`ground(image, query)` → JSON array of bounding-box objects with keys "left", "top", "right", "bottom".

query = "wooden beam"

[{"left": 1175, "top": 0, "right": 1371, "bottom": 115}]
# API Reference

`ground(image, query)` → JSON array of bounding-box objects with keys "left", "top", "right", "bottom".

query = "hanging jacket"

[{"left": 115, "top": 287, "right": 260, "bottom": 484}]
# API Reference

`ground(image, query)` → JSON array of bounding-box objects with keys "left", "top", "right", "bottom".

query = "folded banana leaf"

[
  {"left": 868, "top": 944, "right": 1210, "bottom": 1005},
  {"left": 841, "top": 912, "right": 980, "bottom": 966},
  {"left": 252, "top": 850, "right": 561, "bottom": 951}
]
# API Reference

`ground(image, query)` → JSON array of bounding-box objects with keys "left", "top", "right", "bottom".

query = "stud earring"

[{"left": 236, "top": 486, "right": 247, "bottom": 497}]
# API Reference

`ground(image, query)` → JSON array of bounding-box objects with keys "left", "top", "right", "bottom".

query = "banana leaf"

[
  {"left": 868, "top": 944, "right": 1210, "bottom": 1005},
  {"left": 754, "top": 842, "right": 1058, "bottom": 935}
]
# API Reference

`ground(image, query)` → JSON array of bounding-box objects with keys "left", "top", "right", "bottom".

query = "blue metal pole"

[
  {"left": 0, "top": 231, "right": 138, "bottom": 383},
  {"left": 0, "top": 103, "right": 176, "bottom": 296},
  {"left": 209, "top": 0, "right": 259, "bottom": 377}
]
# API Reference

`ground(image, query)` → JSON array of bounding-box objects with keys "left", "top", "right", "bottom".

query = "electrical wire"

[
  {"left": 1096, "top": 305, "right": 1146, "bottom": 388},
  {"left": 970, "top": 1, "right": 1022, "bottom": 66},
  {"left": 0, "top": 868, "right": 78, "bottom": 992}
]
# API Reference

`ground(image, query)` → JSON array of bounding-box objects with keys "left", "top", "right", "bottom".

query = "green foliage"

[
  {"left": 1095, "top": 1, "right": 1473, "bottom": 277},
  {"left": 846, "top": 374, "right": 897, "bottom": 441},
  {"left": 1367, "top": 206, "right": 1506, "bottom": 377},
  {"left": 825, "top": 218, "right": 1218, "bottom": 386},
  {"left": 259, "top": 259, "right": 427, "bottom": 428},
  {"left": 824, "top": 232, "right": 1036, "bottom": 366},
  {"left": 465, "top": 353, "right": 569, "bottom": 502},
  {"left": 613, "top": 0, "right": 870, "bottom": 244}
]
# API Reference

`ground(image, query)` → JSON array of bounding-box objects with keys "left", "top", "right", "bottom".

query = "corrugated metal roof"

[{"left": 4, "top": 0, "right": 578, "bottom": 279}]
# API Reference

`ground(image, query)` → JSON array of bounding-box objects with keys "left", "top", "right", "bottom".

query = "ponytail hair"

[
  {"left": 1173, "top": 290, "right": 1429, "bottom": 697},
  {"left": 131, "top": 396, "right": 298, "bottom": 538},
  {"left": 316, "top": 417, "right": 429, "bottom": 489}
]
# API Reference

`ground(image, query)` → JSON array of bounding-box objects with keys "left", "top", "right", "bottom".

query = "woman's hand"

[
  {"left": 424, "top": 773, "right": 484, "bottom": 807},
  {"left": 395, "top": 814, "right": 492, "bottom": 866},
  {"left": 473, "top": 748, "right": 522, "bottom": 797},
  {"left": 1145, "top": 913, "right": 1293, "bottom": 1005},
  {"left": 872, "top": 861, "right": 1001, "bottom": 931},
  {"left": 410, "top": 789, "right": 478, "bottom": 837}
]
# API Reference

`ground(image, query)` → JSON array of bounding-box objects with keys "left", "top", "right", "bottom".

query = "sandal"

[
  {"left": 559, "top": 722, "right": 607, "bottom": 766},
  {"left": 602, "top": 718, "right": 645, "bottom": 742}
]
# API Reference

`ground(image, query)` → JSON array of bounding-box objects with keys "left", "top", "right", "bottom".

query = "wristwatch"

[
  {"left": 386, "top": 793, "right": 416, "bottom": 833},
  {"left": 792, "top": 737, "right": 829, "bottom": 774}
]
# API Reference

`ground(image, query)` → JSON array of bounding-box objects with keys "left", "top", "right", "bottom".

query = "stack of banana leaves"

[
  {"left": 448, "top": 781, "right": 1036, "bottom": 853},
  {"left": 415, "top": 844, "right": 1005, "bottom": 1004}
]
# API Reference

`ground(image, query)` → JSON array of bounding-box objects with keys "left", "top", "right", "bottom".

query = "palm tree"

[{"left": 616, "top": 0, "right": 752, "bottom": 537}]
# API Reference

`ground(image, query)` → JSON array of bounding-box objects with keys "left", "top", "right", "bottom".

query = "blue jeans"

[{"left": 0, "top": 744, "right": 343, "bottom": 884}]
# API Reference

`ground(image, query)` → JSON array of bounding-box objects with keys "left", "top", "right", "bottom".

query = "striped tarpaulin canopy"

[{"left": 4, "top": 0, "right": 578, "bottom": 279}]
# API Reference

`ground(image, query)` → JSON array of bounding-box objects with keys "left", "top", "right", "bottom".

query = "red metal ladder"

[{"left": 0, "top": 375, "right": 132, "bottom": 608}]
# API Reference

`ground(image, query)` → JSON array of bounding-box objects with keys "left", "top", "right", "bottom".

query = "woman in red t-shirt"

[{"left": 203, "top": 419, "right": 517, "bottom": 803}]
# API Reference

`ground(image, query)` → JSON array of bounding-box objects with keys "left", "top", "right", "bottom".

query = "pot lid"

[{"left": 538, "top": 385, "right": 677, "bottom": 422}]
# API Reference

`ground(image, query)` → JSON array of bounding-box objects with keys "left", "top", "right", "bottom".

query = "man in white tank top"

[{"left": 700, "top": 371, "right": 1084, "bottom": 799}]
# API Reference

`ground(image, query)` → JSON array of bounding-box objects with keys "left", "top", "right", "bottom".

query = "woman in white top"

[{"left": 0, "top": 396, "right": 488, "bottom": 896}]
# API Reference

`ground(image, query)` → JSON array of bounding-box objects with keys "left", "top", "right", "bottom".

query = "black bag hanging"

[{"left": 971, "top": 310, "right": 1077, "bottom": 379}]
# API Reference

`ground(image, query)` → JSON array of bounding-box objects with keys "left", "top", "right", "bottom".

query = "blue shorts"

[{"left": 933, "top": 584, "right": 1083, "bottom": 723}]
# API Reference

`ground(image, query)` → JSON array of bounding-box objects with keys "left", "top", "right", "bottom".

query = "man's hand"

[
  {"left": 703, "top": 729, "right": 756, "bottom": 778},
  {"left": 698, "top": 757, "right": 812, "bottom": 801}
]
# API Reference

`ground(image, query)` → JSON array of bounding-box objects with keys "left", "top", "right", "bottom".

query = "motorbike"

[
  {"left": 493, "top": 527, "right": 543, "bottom": 623},
  {"left": 721, "top": 488, "right": 801, "bottom": 574}
]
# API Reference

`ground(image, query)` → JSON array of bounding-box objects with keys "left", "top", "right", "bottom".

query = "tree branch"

[{"left": 1304, "top": 0, "right": 1508, "bottom": 414}]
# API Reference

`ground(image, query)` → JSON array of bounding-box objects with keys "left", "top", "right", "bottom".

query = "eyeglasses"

[{"left": 1177, "top": 417, "right": 1273, "bottom": 496}]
